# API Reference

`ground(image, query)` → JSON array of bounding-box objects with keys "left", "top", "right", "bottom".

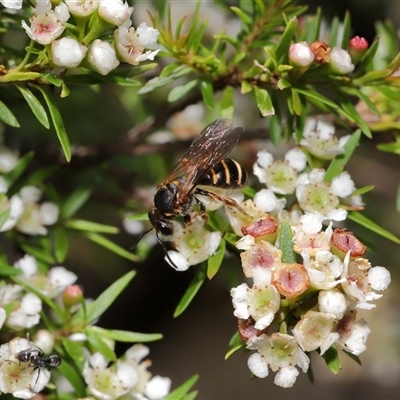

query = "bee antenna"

[
  {"left": 130, "top": 227, "right": 153, "bottom": 251},
  {"left": 155, "top": 231, "right": 178, "bottom": 270}
]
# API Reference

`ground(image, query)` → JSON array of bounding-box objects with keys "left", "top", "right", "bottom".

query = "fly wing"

[{"left": 161, "top": 119, "right": 244, "bottom": 204}]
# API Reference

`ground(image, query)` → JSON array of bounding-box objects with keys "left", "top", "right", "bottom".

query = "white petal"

[
  {"left": 247, "top": 352, "right": 269, "bottom": 378},
  {"left": 145, "top": 375, "right": 172, "bottom": 399},
  {"left": 367, "top": 266, "right": 391, "bottom": 291}
]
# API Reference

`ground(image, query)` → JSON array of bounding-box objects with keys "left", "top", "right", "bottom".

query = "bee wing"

[{"left": 162, "top": 119, "right": 243, "bottom": 203}]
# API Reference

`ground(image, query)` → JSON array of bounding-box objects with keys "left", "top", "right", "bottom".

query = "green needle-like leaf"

[
  {"left": 0, "top": 99, "right": 19, "bottom": 127},
  {"left": 15, "top": 84, "right": 50, "bottom": 128},
  {"left": 322, "top": 345, "right": 341, "bottom": 374},
  {"left": 72, "top": 270, "right": 136, "bottom": 325},
  {"left": 164, "top": 375, "right": 199, "bottom": 400},
  {"left": 66, "top": 219, "right": 119, "bottom": 234},
  {"left": 174, "top": 263, "right": 207, "bottom": 317},
  {"left": 279, "top": 220, "right": 296, "bottom": 263},
  {"left": 207, "top": 239, "right": 225, "bottom": 279},
  {"left": 36, "top": 86, "right": 71, "bottom": 161},
  {"left": 254, "top": 86, "right": 274, "bottom": 117},
  {"left": 86, "top": 326, "right": 163, "bottom": 343}
]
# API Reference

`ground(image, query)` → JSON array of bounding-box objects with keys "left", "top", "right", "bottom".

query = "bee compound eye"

[{"left": 48, "top": 354, "right": 61, "bottom": 367}]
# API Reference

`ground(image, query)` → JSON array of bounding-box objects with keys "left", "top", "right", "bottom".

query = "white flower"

[
  {"left": 0, "top": 194, "right": 24, "bottom": 232},
  {"left": 166, "top": 218, "right": 221, "bottom": 269},
  {"left": 114, "top": 20, "right": 160, "bottom": 66},
  {"left": 52, "top": 37, "right": 88, "bottom": 68},
  {"left": 0, "top": 0, "right": 22, "bottom": 9},
  {"left": 88, "top": 39, "right": 120, "bottom": 76},
  {"left": 331, "top": 171, "right": 356, "bottom": 198},
  {"left": 6, "top": 292, "right": 42, "bottom": 330},
  {"left": 98, "top": 0, "right": 131, "bottom": 25},
  {"left": 0, "top": 146, "right": 18, "bottom": 172},
  {"left": 22, "top": 0, "right": 70, "bottom": 45},
  {"left": 0, "top": 337, "right": 51, "bottom": 398},
  {"left": 145, "top": 375, "right": 171, "bottom": 400},
  {"left": 65, "top": 0, "right": 98, "bottom": 17},
  {"left": 15, "top": 186, "right": 59, "bottom": 235}
]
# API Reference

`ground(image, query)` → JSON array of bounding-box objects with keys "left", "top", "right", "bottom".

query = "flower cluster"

[
  {"left": 227, "top": 120, "right": 390, "bottom": 387},
  {"left": 152, "top": 118, "right": 391, "bottom": 387},
  {"left": 20, "top": 0, "right": 160, "bottom": 75}
]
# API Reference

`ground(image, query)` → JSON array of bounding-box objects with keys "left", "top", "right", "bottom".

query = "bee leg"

[
  {"left": 195, "top": 188, "right": 248, "bottom": 216},
  {"left": 194, "top": 197, "right": 208, "bottom": 221},
  {"left": 183, "top": 211, "right": 199, "bottom": 226}
]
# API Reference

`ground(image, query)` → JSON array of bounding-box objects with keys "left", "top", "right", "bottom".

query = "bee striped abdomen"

[{"left": 200, "top": 158, "right": 248, "bottom": 188}]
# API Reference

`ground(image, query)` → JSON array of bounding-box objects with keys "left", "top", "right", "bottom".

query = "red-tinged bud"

[
  {"left": 331, "top": 228, "right": 367, "bottom": 258},
  {"left": 237, "top": 317, "right": 267, "bottom": 342},
  {"left": 241, "top": 216, "right": 278, "bottom": 242},
  {"left": 348, "top": 36, "right": 369, "bottom": 63},
  {"left": 272, "top": 263, "right": 310, "bottom": 299},
  {"left": 310, "top": 41, "right": 331, "bottom": 63},
  {"left": 62, "top": 284, "right": 84, "bottom": 309}
]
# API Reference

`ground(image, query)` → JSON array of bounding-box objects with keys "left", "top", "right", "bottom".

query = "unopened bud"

[
  {"left": 289, "top": 42, "right": 315, "bottom": 68},
  {"left": 348, "top": 36, "right": 369, "bottom": 63},
  {"left": 63, "top": 285, "right": 83, "bottom": 309},
  {"left": 329, "top": 47, "right": 355, "bottom": 75}
]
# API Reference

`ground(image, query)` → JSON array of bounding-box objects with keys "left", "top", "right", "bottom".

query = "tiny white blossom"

[
  {"left": 98, "top": 0, "right": 131, "bottom": 25},
  {"left": 65, "top": 0, "right": 98, "bottom": 17},
  {"left": 331, "top": 171, "right": 356, "bottom": 198},
  {"left": 52, "top": 37, "right": 88, "bottom": 68},
  {"left": 22, "top": 1, "right": 70, "bottom": 45},
  {"left": 0, "top": 146, "right": 18, "bottom": 173},
  {"left": 145, "top": 375, "right": 171, "bottom": 399},
  {"left": 6, "top": 292, "right": 42, "bottom": 330}
]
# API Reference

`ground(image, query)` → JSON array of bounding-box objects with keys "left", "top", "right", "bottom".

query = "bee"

[
  {"left": 14, "top": 335, "right": 61, "bottom": 391},
  {"left": 148, "top": 118, "right": 248, "bottom": 266}
]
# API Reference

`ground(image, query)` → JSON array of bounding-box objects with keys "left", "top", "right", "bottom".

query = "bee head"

[
  {"left": 154, "top": 184, "right": 178, "bottom": 214},
  {"left": 148, "top": 208, "right": 174, "bottom": 236}
]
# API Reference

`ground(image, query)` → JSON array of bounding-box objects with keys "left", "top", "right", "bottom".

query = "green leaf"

[
  {"left": 375, "top": 86, "right": 400, "bottom": 101},
  {"left": 17, "top": 242, "right": 56, "bottom": 265},
  {"left": 36, "top": 86, "right": 71, "bottom": 162},
  {"left": 200, "top": 80, "right": 215, "bottom": 110},
  {"left": 174, "top": 264, "right": 207, "bottom": 317},
  {"left": 220, "top": 86, "right": 235, "bottom": 119},
  {"left": 4, "top": 151, "right": 34, "bottom": 187},
  {"left": 0, "top": 99, "right": 19, "bottom": 127},
  {"left": 57, "top": 359, "right": 86, "bottom": 397},
  {"left": 125, "top": 213, "right": 149, "bottom": 221},
  {"left": 268, "top": 113, "right": 282, "bottom": 146},
  {"left": 66, "top": 219, "right": 119, "bottom": 234},
  {"left": 348, "top": 212, "right": 400, "bottom": 244},
  {"left": 0, "top": 203, "right": 10, "bottom": 231},
  {"left": 225, "top": 332, "right": 244, "bottom": 360},
  {"left": 340, "top": 87, "right": 379, "bottom": 116},
  {"left": 168, "top": 79, "right": 198, "bottom": 102},
  {"left": 72, "top": 270, "right": 136, "bottom": 325},
  {"left": 86, "top": 328, "right": 117, "bottom": 360},
  {"left": 15, "top": 84, "right": 49, "bottom": 128},
  {"left": 291, "top": 88, "right": 302, "bottom": 116},
  {"left": 325, "top": 129, "right": 361, "bottom": 182},
  {"left": 328, "top": 16, "right": 340, "bottom": 47},
  {"left": 340, "top": 11, "right": 351, "bottom": 49},
  {"left": 230, "top": 6, "right": 252, "bottom": 26},
  {"left": 138, "top": 65, "right": 192, "bottom": 94},
  {"left": 164, "top": 375, "right": 199, "bottom": 400},
  {"left": 274, "top": 16, "right": 298, "bottom": 63},
  {"left": 86, "top": 326, "right": 163, "bottom": 343},
  {"left": 322, "top": 345, "right": 341, "bottom": 374},
  {"left": 63, "top": 338, "right": 85, "bottom": 365},
  {"left": 53, "top": 226, "right": 69, "bottom": 263},
  {"left": 225, "top": 342, "right": 244, "bottom": 360},
  {"left": 61, "top": 185, "right": 94, "bottom": 219},
  {"left": 207, "top": 239, "right": 225, "bottom": 279},
  {"left": 83, "top": 232, "right": 139, "bottom": 261},
  {"left": 343, "top": 350, "right": 362, "bottom": 365},
  {"left": 279, "top": 220, "right": 296, "bottom": 263},
  {"left": 254, "top": 87, "right": 274, "bottom": 117},
  {"left": 295, "top": 87, "right": 339, "bottom": 110}
]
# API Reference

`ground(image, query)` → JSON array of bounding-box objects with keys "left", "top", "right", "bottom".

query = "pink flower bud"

[
  {"left": 63, "top": 285, "right": 83, "bottom": 309},
  {"left": 348, "top": 36, "right": 369, "bottom": 63},
  {"left": 289, "top": 42, "right": 315, "bottom": 68},
  {"left": 88, "top": 39, "right": 120, "bottom": 75}
]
